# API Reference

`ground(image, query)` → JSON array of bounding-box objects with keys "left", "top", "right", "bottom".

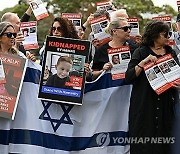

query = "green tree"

[{"left": 0, "top": 0, "right": 178, "bottom": 55}]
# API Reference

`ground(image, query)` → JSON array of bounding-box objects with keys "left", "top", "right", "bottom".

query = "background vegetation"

[{"left": 0, "top": 0, "right": 178, "bottom": 55}]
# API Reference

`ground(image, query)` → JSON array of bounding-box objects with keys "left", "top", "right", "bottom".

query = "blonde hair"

[
  {"left": 105, "top": 17, "right": 127, "bottom": 35},
  {"left": 110, "top": 9, "right": 128, "bottom": 20}
]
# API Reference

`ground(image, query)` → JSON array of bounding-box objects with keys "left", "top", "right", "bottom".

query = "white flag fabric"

[{"left": 0, "top": 61, "right": 131, "bottom": 154}]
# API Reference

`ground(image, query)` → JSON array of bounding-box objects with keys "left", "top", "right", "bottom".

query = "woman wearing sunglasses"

[
  {"left": 91, "top": 17, "right": 138, "bottom": 79},
  {"left": 0, "top": 22, "right": 35, "bottom": 61},
  {"left": 125, "top": 20, "right": 180, "bottom": 154},
  {"left": 0, "top": 22, "right": 27, "bottom": 57},
  {"left": 39, "top": 16, "right": 79, "bottom": 65}
]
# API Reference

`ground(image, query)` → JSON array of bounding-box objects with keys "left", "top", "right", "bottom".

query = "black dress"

[{"left": 125, "top": 45, "right": 180, "bottom": 154}]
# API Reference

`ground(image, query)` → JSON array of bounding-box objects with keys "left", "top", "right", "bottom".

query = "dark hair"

[
  {"left": 56, "top": 56, "right": 73, "bottom": 66},
  {"left": 49, "top": 17, "right": 79, "bottom": 39},
  {"left": 142, "top": 20, "right": 170, "bottom": 47}
]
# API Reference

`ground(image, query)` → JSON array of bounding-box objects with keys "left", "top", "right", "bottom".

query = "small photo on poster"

[
  {"left": 73, "top": 20, "right": 81, "bottom": 26},
  {"left": 42, "top": 52, "right": 85, "bottom": 91},
  {"left": 130, "top": 23, "right": 138, "bottom": 28},
  {"left": 153, "top": 66, "right": 161, "bottom": 74},
  {"left": 22, "top": 28, "right": 30, "bottom": 37},
  {"left": 100, "top": 21, "right": 108, "bottom": 28},
  {"left": 146, "top": 69, "right": 157, "bottom": 81},
  {"left": 111, "top": 54, "right": 120, "bottom": 65},
  {"left": 30, "top": 27, "right": 36, "bottom": 33},
  {"left": 105, "top": 5, "right": 113, "bottom": 11},
  {"left": 159, "top": 62, "right": 171, "bottom": 74},
  {"left": 167, "top": 59, "right": 177, "bottom": 68},
  {"left": 92, "top": 24, "right": 103, "bottom": 34},
  {"left": 121, "top": 52, "right": 131, "bottom": 60}
]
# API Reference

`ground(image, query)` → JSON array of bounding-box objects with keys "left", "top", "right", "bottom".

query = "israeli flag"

[{"left": 0, "top": 61, "right": 131, "bottom": 154}]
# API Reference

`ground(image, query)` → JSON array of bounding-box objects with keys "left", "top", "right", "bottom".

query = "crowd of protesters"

[{"left": 0, "top": 2, "right": 180, "bottom": 154}]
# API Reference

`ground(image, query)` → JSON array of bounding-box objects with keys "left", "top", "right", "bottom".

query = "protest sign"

[
  {"left": 38, "top": 36, "right": 90, "bottom": 105},
  {"left": 20, "top": 21, "right": 39, "bottom": 50},
  {"left": 0, "top": 53, "right": 27, "bottom": 119},
  {"left": 108, "top": 46, "right": 131, "bottom": 80}
]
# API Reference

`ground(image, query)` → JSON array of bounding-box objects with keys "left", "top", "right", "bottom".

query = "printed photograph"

[
  {"left": 100, "top": 21, "right": 108, "bottom": 29},
  {"left": 167, "top": 59, "right": 177, "bottom": 68},
  {"left": 22, "top": 28, "right": 29, "bottom": 37},
  {"left": 105, "top": 5, "right": 113, "bottom": 11},
  {"left": 73, "top": 20, "right": 81, "bottom": 27},
  {"left": 146, "top": 69, "right": 157, "bottom": 81},
  {"left": 153, "top": 66, "right": 161, "bottom": 74},
  {"left": 30, "top": 27, "right": 36, "bottom": 33},
  {"left": 92, "top": 24, "right": 102, "bottom": 34},
  {"left": 130, "top": 23, "right": 138, "bottom": 28},
  {"left": 121, "top": 52, "right": 131, "bottom": 60},
  {"left": 159, "top": 62, "right": 171, "bottom": 74},
  {"left": 43, "top": 52, "right": 85, "bottom": 90},
  {"left": 111, "top": 54, "right": 120, "bottom": 65}
]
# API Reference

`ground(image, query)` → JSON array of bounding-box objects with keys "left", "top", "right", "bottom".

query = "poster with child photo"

[{"left": 38, "top": 36, "right": 90, "bottom": 105}]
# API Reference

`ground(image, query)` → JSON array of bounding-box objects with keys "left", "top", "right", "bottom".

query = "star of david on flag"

[{"left": 39, "top": 101, "right": 74, "bottom": 132}]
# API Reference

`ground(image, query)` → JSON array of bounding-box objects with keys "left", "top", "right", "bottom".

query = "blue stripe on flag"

[
  {"left": 85, "top": 73, "right": 127, "bottom": 93},
  {"left": 24, "top": 67, "right": 41, "bottom": 84},
  {"left": 0, "top": 129, "right": 128, "bottom": 151},
  {"left": 23, "top": 68, "right": 128, "bottom": 92}
]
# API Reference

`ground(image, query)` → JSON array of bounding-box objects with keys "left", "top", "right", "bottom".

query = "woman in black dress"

[
  {"left": 92, "top": 17, "right": 138, "bottom": 79},
  {"left": 125, "top": 20, "right": 180, "bottom": 154}
]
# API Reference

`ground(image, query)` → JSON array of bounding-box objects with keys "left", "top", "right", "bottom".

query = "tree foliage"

[{"left": 0, "top": 0, "right": 178, "bottom": 55}]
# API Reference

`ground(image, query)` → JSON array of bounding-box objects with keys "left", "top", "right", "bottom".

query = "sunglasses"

[
  {"left": 3, "top": 32, "right": 17, "bottom": 38},
  {"left": 116, "top": 26, "right": 131, "bottom": 32},
  {"left": 51, "top": 27, "right": 61, "bottom": 32},
  {"left": 161, "top": 31, "right": 172, "bottom": 38}
]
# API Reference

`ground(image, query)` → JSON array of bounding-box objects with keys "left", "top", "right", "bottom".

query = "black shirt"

[{"left": 92, "top": 40, "right": 138, "bottom": 70}]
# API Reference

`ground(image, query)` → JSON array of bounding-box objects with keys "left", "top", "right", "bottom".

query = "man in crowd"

[{"left": 1, "top": 7, "right": 33, "bottom": 57}]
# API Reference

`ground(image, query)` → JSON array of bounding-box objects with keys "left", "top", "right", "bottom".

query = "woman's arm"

[{"left": 125, "top": 48, "right": 157, "bottom": 84}]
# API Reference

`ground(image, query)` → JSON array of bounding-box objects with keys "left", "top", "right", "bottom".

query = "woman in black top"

[
  {"left": 125, "top": 20, "right": 180, "bottom": 154},
  {"left": 92, "top": 17, "right": 138, "bottom": 79}
]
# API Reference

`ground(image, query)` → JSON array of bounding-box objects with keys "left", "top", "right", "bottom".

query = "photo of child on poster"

[
  {"left": 45, "top": 56, "right": 73, "bottom": 88},
  {"left": 42, "top": 52, "right": 85, "bottom": 91}
]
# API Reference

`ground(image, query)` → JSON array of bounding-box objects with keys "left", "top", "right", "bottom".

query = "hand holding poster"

[
  {"left": 108, "top": 46, "right": 131, "bottom": 80},
  {"left": 20, "top": 21, "right": 39, "bottom": 50},
  {"left": 0, "top": 53, "right": 27, "bottom": 120},
  {"left": 28, "top": 0, "right": 49, "bottom": 20},
  {"left": 144, "top": 54, "right": 180, "bottom": 95},
  {"left": 38, "top": 36, "right": 90, "bottom": 105}
]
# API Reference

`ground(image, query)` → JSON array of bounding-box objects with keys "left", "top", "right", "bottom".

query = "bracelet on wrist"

[{"left": 137, "top": 64, "right": 143, "bottom": 69}]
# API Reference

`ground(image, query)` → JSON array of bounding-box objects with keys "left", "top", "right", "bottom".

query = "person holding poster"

[
  {"left": 0, "top": 22, "right": 36, "bottom": 61},
  {"left": 125, "top": 20, "right": 180, "bottom": 154},
  {"left": 39, "top": 16, "right": 79, "bottom": 65},
  {"left": 92, "top": 17, "right": 138, "bottom": 79}
]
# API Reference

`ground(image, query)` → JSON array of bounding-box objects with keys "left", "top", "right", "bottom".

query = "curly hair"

[
  {"left": 142, "top": 20, "right": 170, "bottom": 47},
  {"left": 49, "top": 17, "right": 79, "bottom": 39}
]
